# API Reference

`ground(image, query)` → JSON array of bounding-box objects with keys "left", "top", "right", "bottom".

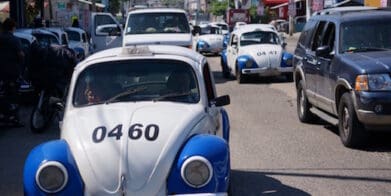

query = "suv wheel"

[
  {"left": 297, "top": 80, "right": 316, "bottom": 123},
  {"left": 338, "top": 92, "right": 368, "bottom": 148}
]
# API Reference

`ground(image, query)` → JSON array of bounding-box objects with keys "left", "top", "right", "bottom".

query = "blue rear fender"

[
  {"left": 23, "top": 140, "right": 84, "bottom": 196},
  {"left": 167, "top": 134, "right": 230, "bottom": 194}
]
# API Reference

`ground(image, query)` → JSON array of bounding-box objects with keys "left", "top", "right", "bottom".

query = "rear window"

[
  {"left": 73, "top": 59, "right": 200, "bottom": 106},
  {"left": 125, "top": 12, "right": 190, "bottom": 34},
  {"left": 66, "top": 30, "right": 81, "bottom": 41}
]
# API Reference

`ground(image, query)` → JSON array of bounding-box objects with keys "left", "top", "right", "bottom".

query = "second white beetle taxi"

[{"left": 225, "top": 24, "right": 293, "bottom": 83}]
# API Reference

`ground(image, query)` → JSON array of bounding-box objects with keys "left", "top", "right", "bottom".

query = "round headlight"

[
  {"left": 181, "top": 156, "right": 212, "bottom": 188},
  {"left": 245, "top": 60, "right": 253, "bottom": 68},
  {"left": 36, "top": 161, "right": 68, "bottom": 193}
]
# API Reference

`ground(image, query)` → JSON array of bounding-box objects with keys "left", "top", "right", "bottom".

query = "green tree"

[{"left": 210, "top": 0, "right": 227, "bottom": 17}]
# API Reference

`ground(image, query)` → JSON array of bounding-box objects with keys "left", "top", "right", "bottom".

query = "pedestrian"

[
  {"left": 72, "top": 18, "right": 80, "bottom": 28},
  {"left": 0, "top": 18, "right": 25, "bottom": 126}
]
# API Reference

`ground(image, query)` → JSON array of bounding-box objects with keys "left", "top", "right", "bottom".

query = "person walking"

[{"left": 0, "top": 18, "right": 25, "bottom": 126}]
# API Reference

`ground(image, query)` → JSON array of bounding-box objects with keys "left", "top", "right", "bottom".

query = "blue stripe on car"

[
  {"left": 24, "top": 140, "right": 84, "bottom": 196},
  {"left": 167, "top": 134, "right": 230, "bottom": 194}
]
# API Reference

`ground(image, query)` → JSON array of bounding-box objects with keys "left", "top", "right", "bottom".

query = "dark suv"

[{"left": 293, "top": 7, "right": 391, "bottom": 148}]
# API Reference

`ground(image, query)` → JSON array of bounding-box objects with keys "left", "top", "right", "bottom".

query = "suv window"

[
  {"left": 125, "top": 12, "right": 190, "bottom": 34},
  {"left": 311, "top": 21, "right": 327, "bottom": 51},
  {"left": 298, "top": 19, "right": 317, "bottom": 48}
]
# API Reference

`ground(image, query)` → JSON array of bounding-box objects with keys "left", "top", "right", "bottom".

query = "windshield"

[
  {"left": 341, "top": 21, "right": 391, "bottom": 53},
  {"left": 73, "top": 60, "right": 200, "bottom": 106},
  {"left": 240, "top": 31, "right": 280, "bottom": 46},
  {"left": 65, "top": 30, "right": 81, "bottom": 41},
  {"left": 200, "top": 25, "right": 222, "bottom": 35},
  {"left": 125, "top": 12, "right": 190, "bottom": 34}
]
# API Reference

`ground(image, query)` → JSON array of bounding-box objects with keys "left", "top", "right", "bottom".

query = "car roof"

[
  {"left": 128, "top": 8, "right": 187, "bottom": 14},
  {"left": 232, "top": 24, "right": 277, "bottom": 35},
  {"left": 78, "top": 45, "right": 204, "bottom": 72},
  {"left": 14, "top": 32, "right": 36, "bottom": 43},
  {"left": 311, "top": 7, "right": 391, "bottom": 23}
]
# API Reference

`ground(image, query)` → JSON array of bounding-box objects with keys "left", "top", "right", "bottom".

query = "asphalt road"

[{"left": 1, "top": 35, "right": 390, "bottom": 195}]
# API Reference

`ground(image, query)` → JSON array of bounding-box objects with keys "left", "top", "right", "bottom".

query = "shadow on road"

[
  {"left": 231, "top": 169, "right": 310, "bottom": 196},
  {"left": 316, "top": 121, "right": 391, "bottom": 152}
]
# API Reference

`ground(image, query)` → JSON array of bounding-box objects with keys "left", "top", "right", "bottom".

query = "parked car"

[
  {"left": 123, "top": 8, "right": 192, "bottom": 48},
  {"left": 23, "top": 44, "right": 231, "bottom": 195},
  {"left": 13, "top": 32, "right": 38, "bottom": 99},
  {"left": 195, "top": 24, "right": 224, "bottom": 55},
  {"left": 65, "top": 27, "right": 91, "bottom": 61},
  {"left": 16, "top": 28, "right": 60, "bottom": 47},
  {"left": 224, "top": 24, "right": 293, "bottom": 83},
  {"left": 293, "top": 7, "right": 391, "bottom": 148}
]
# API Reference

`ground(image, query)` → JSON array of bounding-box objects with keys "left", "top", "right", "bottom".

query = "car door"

[
  {"left": 303, "top": 21, "right": 327, "bottom": 105},
  {"left": 316, "top": 22, "right": 336, "bottom": 114},
  {"left": 91, "top": 12, "right": 123, "bottom": 53},
  {"left": 202, "top": 63, "right": 222, "bottom": 136},
  {"left": 227, "top": 34, "right": 239, "bottom": 72}
]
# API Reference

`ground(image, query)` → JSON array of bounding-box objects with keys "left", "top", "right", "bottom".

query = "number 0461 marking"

[{"left": 92, "top": 123, "right": 159, "bottom": 143}]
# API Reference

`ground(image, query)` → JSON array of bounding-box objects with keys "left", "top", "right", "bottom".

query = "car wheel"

[
  {"left": 338, "top": 92, "right": 368, "bottom": 148},
  {"left": 297, "top": 80, "right": 316, "bottom": 123},
  {"left": 235, "top": 66, "right": 245, "bottom": 83}
]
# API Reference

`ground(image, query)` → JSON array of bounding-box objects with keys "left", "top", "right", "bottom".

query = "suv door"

[
  {"left": 316, "top": 22, "right": 337, "bottom": 114},
  {"left": 303, "top": 21, "right": 327, "bottom": 105}
]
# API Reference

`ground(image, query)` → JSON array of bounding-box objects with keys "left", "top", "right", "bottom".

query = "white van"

[
  {"left": 89, "top": 12, "right": 123, "bottom": 53},
  {"left": 123, "top": 8, "right": 193, "bottom": 48}
]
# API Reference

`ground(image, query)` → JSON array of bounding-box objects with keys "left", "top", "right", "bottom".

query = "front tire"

[
  {"left": 236, "top": 66, "right": 245, "bottom": 84},
  {"left": 338, "top": 92, "right": 368, "bottom": 148},
  {"left": 297, "top": 80, "right": 316, "bottom": 123}
]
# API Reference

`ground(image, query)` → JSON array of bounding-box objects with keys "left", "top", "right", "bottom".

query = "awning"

[
  {"left": 78, "top": 0, "right": 106, "bottom": 8},
  {"left": 270, "top": 0, "right": 304, "bottom": 9},
  {"left": 263, "top": 0, "right": 288, "bottom": 6}
]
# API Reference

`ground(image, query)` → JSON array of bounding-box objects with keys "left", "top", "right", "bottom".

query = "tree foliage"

[{"left": 210, "top": 0, "right": 228, "bottom": 17}]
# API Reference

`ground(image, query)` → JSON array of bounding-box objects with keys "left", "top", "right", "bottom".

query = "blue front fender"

[
  {"left": 167, "top": 134, "right": 230, "bottom": 194},
  {"left": 281, "top": 51, "right": 293, "bottom": 67},
  {"left": 237, "top": 55, "right": 256, "bottom": 70},
  {"left": 23, "top": 140, "right": 84, "bottom": 196}
]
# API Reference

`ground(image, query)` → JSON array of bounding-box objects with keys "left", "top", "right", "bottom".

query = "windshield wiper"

[
  {"left": 152, "top": 92, "right": 192, "bottom": 102},
  {"left": 346, "top": 47, "right": 389, "bottom": 53},
  {"left": 105, "top": 87, "right": 147, "bottom": 104}
]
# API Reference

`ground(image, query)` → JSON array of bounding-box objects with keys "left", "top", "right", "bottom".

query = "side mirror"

[
  {"left": 210, "top": 95, "right": 230, "bottom": 107},
  {"left": 192, "top": 26, "right": 201, "bottom": 36},
  {"left": 316, "top": 45, "right": 332, "bottom": 58}
]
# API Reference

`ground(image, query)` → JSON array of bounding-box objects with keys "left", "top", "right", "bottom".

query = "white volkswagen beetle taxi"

[
  {"left": 195, "top": 24, "right": 224, "bottom": 55},
  {"left": 23, "top": 45, "right": 231, "bottom": 195},
  {"left": 225, "top": 24, "right": 293, "bottom": 83}
]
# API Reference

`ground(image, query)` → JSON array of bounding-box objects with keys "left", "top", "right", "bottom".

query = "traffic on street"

[{"left": 1, "top": 1, "right": 391, "bottom": 196}]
